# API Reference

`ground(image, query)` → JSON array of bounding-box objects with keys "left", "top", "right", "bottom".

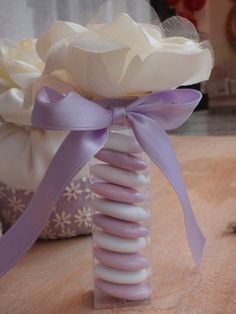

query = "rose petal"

[
  {"left": 23, "top": 74, "right": 75, "bottom": 109},
  {"left": 36, "top": 21, "right": 87, "bottom": 61},
  {"left": 0, "top": 88, "right": 32, "bottom": 125},
  {"left": 121, "top": 48, "right": 212, "bottom": 94},
  {"left": 96, "top": 14, "right": 153, "bottom": 49},
  {"left": 10, "top": 72, "right": 40, "bottom": 89}
]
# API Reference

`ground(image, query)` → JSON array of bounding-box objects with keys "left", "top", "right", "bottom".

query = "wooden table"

[{"left": 1, "top": 136, "right": 236, "bottom": 314}]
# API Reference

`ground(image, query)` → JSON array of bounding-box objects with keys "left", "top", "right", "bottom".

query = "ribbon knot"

[
  {"left": 112, "top": 106, "right": 127, "bottom": 125},
  {"left": 0, "top": 87, "right": 206, "bottom": 278}
]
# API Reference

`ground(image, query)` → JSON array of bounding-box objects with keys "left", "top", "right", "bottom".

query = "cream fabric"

[{"left": 0, "top": 124, "right": 67, "bottom": 190}]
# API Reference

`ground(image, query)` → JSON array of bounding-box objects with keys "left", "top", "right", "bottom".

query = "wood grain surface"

[{"left": 1, "top": 136, "right": 236, "bottom": 314}]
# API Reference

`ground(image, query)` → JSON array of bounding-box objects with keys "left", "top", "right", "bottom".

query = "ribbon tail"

[
  {"left": 0, "top": 129, "right": 108, "bottom": 278},
  {"left": 129, "top": 113, "right": 206, "bottom": 268}
]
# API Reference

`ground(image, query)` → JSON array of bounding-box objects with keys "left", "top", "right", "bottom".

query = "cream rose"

[
  {"left": 36, "top": 14, "right": 213, "bottom": 99},
  {"left": 0, "top": 39, "right": 73, "bottom": 190}
]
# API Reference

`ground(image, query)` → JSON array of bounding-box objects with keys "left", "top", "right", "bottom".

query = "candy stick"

[{"left": 91, "top": 131, "right": 152, "bottom": 305}]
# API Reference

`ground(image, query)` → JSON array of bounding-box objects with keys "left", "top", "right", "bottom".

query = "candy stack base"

[{"left": 93, "top": 285, "right": 152, "bottom": 309}]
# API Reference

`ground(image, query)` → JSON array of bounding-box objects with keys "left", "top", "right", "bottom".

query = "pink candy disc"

[
  {"left": 95, "top": 149, "right": 147, "bottom": 171},
  {"left": 94, "top": 247, "right": 149, "bottom": 271},
  {"left": 91, "top": 183, "right": 145, "bottom": 204},
  {"left": 93, "top": 214, "right": 149, "bottom": 238}
]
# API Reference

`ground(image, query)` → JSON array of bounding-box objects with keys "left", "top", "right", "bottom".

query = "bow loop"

[{"left": 128, "top": 89, "right": 202, "bottom": 131}]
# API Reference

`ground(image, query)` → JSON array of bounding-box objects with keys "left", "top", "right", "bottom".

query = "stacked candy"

[{"left": 91, "top": 131, "right": 152, "bottom": 302}]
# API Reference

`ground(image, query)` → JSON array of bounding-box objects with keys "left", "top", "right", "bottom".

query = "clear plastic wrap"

[{"left": 91, "top": 126, "right": 152, "bottom": 308}]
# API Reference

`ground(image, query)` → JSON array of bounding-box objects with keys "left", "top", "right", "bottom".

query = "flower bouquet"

[
  {"left": 0, "top": 0, "right": 213, "bottom": 309},
  {"left": 0, "top": 38, "right": 91, "bottom": 239}
]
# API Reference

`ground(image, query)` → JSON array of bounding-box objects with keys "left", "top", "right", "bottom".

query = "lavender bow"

[{"left": 0, "top": 87, "right": 205, "bottom": 278}]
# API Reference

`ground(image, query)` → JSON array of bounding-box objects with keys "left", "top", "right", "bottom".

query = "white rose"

[
  {"left": 0, "top": 39, "right": 73, "bottom": 189},
  {"left": 36, "top": 14, "right": 213, "bottom": 99}
]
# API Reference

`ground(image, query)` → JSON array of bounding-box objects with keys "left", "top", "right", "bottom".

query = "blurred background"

[
  {"left": 0, "top": 0, "right": 235, "bottom": 135},
  {"left": 152, "top": 0, "right": 236, "bottom": 135}
]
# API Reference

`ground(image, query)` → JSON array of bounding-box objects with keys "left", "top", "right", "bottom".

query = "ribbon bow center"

[{"left": 112, "top": 106, "right": 127, "bottom": 125}]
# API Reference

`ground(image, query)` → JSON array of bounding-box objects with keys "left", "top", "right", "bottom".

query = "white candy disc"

[
  {"left": 95, "top": 263, "right": 150, "bottom": 284},
  {"left": 91, "top": 164, "right": 148, "bottom": 187},
  {"left": 105, "top": 132, "right": 142, "bottom": 154},
  {"left": 92, "top": 198, "right": 150, "bottom": 222},
  {"left": 94, "top": 231, "right": 148, "bottom": 253}
]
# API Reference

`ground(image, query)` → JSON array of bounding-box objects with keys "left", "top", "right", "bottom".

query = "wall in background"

[
  {"left": 1, "top": 0, "right": 234, "bottom": 66},
  {"left": 0, "top": 0, "right": 106, "bottom": 40},
  {"left": 0, "top": 0, "right": 153, "bottom": 40},
  {"left": 173, "top": 0, "right": 235, "bottom": 66},
  {"left": 196, "top": 0, "right": 235, "bottom": 66}
]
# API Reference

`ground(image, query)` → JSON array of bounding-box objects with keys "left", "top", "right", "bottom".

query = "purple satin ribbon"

[{"left": 0, "top": 87, "right": 206, "bottom": 278}]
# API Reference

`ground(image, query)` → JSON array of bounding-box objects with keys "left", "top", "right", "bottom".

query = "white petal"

[
  {"left": 44, "top": 31, "right": 130, "bottom": 98},
  {"left": 23, "top": 74, "right": 75, "bottom": 109},
  {"left": 0, "top": 78, "right": 12, "bottom": 90},
  {"left": 121, "top": 48, "right": 213, "bottom": 94},
  {"left": 36, "top": 20, "right": 87, "bottom": 61},
  {"left": 64, "top": 44, "right": 130, "bottom": 98},
  {"left": 1, "top": 58, "right": 39, "bottom": 76},
  {"left": 69, "top": 30, "right": 126, "bottom": 53},
  {"left": 0, "top": 88, "right": 32, "bottom": 125},
  {"left": 97, "top": 13, "right": 152, "bottom": 49},
  {"left": 14, "top": 39, "right": 43, "bottom": 70},
  {"left": 10, "top": 72, "right": 40, "bottom": 89}
]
